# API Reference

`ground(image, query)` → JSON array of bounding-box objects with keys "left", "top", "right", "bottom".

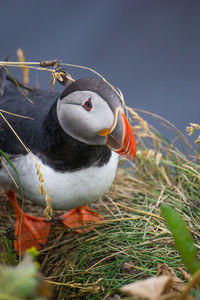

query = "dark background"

[{"left": 0, "top": 0, "right": 200, "bottom": 144}]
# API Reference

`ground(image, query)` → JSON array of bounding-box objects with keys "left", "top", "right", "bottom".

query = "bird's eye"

[{"left": 82, "top": 98, "right": 93, "bottom": 111}]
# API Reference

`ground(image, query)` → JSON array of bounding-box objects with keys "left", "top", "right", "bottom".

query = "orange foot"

[
  {"left": 58, "top": 205, "right": 104, "bottom": 233},
  {"left": 6, "top": 190, "right": 51, "bottom": 255}
]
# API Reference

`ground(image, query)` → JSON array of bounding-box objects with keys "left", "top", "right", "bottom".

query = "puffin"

[{"left": 0, "top": 65, "right": 136, "bottom": 255}]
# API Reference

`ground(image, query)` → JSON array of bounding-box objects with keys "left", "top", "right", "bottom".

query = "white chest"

[{"left": 0, "top": 152, "right": 119, "bottom": 210}]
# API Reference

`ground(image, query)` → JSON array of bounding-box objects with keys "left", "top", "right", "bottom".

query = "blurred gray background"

[{"left": 0, "top": 0, "right": 200, "bottom": 144}]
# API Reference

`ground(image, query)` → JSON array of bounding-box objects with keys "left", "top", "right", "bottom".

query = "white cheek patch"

[{"left": 57, "top": 91, "right": 114, "bottom": 145}]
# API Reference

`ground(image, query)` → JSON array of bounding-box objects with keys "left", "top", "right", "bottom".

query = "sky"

[{"left": 0, "top": 0, "right": 200, "bottom": 145}]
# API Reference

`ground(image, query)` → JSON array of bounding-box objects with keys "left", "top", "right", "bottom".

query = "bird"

[{"left": 0, "top": 64, "right": 136, "bottom": 255}]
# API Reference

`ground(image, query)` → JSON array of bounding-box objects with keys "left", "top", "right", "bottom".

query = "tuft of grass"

[{"left": 37, "top": 108, "right": 200, "bottom": 299}]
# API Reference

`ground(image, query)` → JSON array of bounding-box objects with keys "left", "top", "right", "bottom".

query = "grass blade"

[
  {"left": 161, "top": 204, "right": 200, "bottom": 274},
  {"left": 0, "top": 149, "right": 21, "bottom": 189}
]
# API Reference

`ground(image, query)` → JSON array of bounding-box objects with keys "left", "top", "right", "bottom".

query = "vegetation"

[{"left": 0, "top": 57, "right": 200, "bottom": 299}]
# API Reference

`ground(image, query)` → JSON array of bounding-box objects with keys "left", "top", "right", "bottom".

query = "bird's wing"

[{"left": 0, "top": 77, "right": 59, "bottom": 155}]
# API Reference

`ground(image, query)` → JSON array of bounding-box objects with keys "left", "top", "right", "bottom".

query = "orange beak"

[{"left": 99, "top": 108, "right": 136, "bottom": 162}]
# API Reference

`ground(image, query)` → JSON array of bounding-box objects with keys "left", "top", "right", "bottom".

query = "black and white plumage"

[{"left": 0, "top": 71, "right": 136, "bottom": 211}]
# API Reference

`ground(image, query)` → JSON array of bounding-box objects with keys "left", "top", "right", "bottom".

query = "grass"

[
  {"left": 36, "top": 109, "right": 200, "bottom": 299},
  {"left": 0, "top": 59, "right": 200, "bottom": 299}
]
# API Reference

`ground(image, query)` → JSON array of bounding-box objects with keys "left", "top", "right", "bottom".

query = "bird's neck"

[{"left": 41, "top": 100, "right": 111, "bottom": 172}]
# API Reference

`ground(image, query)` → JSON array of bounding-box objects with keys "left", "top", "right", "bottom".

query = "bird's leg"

[
  {"left": 6, "top": 190, "right": 51, "bottom": 255},
  {"left": 58, "top": 205, "right": 104, "bottom": 233}
]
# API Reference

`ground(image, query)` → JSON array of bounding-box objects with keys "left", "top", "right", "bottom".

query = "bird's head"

[{"left": 57, "top": 78, "right": 136, "bottom": 162}]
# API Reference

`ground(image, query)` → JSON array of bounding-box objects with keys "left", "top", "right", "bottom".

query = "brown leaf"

[
  {"left": 157, "top": 263, "right": 185, "bottom": 293},
  {"left": 120, "top": 275, "right": 172, "bottom": 300}
]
